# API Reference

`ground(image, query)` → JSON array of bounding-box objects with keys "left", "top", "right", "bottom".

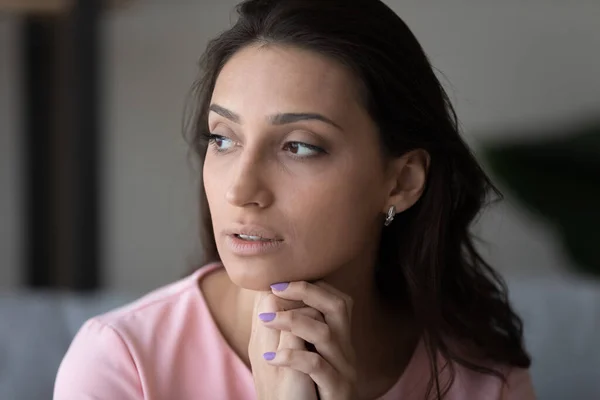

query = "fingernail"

[
  {"left": 258, "top": 312, "right": 276, "bottom": 322},
  {"left": 263, "top": 352, "right": 276, "bottom": 361},
  {"left": 270, "top": 282, "right": 289, "bottom": 291}
]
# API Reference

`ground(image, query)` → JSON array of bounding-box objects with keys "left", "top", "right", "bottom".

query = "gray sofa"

[{"left": 1, "top": 274, "right": 599, "bottom": 400}]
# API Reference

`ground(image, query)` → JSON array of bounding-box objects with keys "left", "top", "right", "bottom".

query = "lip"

[
  {"left": 223, "top": 224, "right": 284, "bottom": 241},
  {"left": 223, "top": 224, "right": 285, "bottom": 256}
]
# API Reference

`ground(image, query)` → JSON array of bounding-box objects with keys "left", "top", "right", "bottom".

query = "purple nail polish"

[
  {"left": 263, "top": 352, "right": 276, "bottom": 361},
  {"left": 271, "top": 282, "right": 289, "bottom": 291},
  {"left": 258, "top": 312, "right": 276, "bottom": 322}
]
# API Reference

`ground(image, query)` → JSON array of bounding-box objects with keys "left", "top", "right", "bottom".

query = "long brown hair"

[{"left": 185, "top": 0, "right": 531, "bottom": 397}]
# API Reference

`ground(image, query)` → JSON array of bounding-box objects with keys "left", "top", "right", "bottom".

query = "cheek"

[
  {"left": 284, "top": 157, "right": 383, "bottom": 267},
  {"left": 203, "top": 165, "right": 213, "bottom": 196},
  {"left": 203, "top": 160, "right": 225, "bottom": 216}
]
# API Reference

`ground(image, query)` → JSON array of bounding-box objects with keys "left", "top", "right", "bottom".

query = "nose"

[{"left": 225, "top": 151, "right": 274, "bottom": 209}]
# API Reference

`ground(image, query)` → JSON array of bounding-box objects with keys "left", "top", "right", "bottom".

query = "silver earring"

[{"left": 384, "top": 205, "right": 396, "bottom": 226}]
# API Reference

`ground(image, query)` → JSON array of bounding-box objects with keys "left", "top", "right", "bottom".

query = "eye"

[
  {"left": 206, "top": 134, "right": 235, "bottom": 152},
  {"left": 283, "top": 142, "right": 325, "bottom": 158}
]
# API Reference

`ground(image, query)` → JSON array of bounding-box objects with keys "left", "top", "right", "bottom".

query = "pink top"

[{"left": 54, "top": 263, "right": 536, "bottom": 399}]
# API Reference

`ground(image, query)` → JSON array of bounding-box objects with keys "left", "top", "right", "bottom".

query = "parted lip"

[{"left": 223, "top": 224, "right": 284, "bottom": 241}]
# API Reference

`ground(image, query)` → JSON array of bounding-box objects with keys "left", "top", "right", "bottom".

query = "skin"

[{"left": 202, "top": 43, "right": 429, "bottom": 399}]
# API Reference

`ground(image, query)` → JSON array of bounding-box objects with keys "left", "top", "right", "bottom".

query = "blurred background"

[{"left": 0, "top": 1, "right": 599, "bottom": 399}]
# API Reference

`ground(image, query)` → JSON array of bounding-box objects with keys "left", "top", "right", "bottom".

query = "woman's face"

[{"left": 204, "top": 44, "right": 391, "bottom": 290}]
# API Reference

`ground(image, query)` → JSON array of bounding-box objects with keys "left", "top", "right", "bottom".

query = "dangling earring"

[{"left": 384, "top": 205, "right": 396, "bottom": 226}]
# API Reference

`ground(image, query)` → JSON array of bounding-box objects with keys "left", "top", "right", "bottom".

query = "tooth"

[{"left": 239, "top": 234, "right": 262, "bottom": 241}]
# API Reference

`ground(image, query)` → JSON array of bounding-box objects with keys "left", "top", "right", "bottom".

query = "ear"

[{"left": 383, "top": 149, "right": 430, "bottom": 214}]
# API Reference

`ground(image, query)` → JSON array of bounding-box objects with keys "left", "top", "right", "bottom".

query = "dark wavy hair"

[{"left": 185, "top": 0, "right": 531, "bottom": 397}]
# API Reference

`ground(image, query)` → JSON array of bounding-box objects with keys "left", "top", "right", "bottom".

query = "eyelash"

[
  {"left": 202, "top": 133, "right": 233, "bottom": 153},
  {"left": 202, "top": 133, "right": 327, "bottom": 159}
]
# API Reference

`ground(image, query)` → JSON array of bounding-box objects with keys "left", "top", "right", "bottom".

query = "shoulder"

[
  {"left": 445, "top": 357, "right": 535, "bottom": 400},
  {"left": 98, "top": 262, "right": 221, "bottom": 323},
  {"left": 54, "top": 318, "right": 143, "bottom": 399},
  {"left": 447, "top": 363, "right": 535, "bottom": 399},
  {"left": 94, "top": 263, "right": 220, "bottom": 335},
  {"left": 502, "top": 367, "right": 535, "bottom": 398},
  {"left": 399, "top": 340, "right": 536, "bottom": 399},
  {"left": 435, "top": 338, "right": 536, "bottom": 399},
  {"left": 54, "top": 262, "right": 223, "bottom": 399}
]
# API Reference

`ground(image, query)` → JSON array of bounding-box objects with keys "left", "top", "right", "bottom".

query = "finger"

[
  {"left": 275, "top": 308, "right": 322, "bottom": 353},
  {"left": 260, "top": 306, "right": 324, "bottom": 325},
  {"left": 254, "top": 298, "right": 316, "bottom": 395},
  {"left": 272, "top": 331, "right": 317, "bottom": 399},
  {"left": 270, "top": 281, "right": 353, "bottom": 348},
  {"left": 254, "top": 294, "right": 307, "bottom": 358},
  {"left": 314, "top": 281, "right": 354, "bottom": 322},
  {"left": 266, "top": 348, "right": 352, "bottom": 399},
  {"left": 261, "top": 307, "right": 353, "bottom": 377},
  {"left": 269, "top": 307, "right": 322, "bottom": 360},
  {"left": 293, "top": 306, "right": 324, "bottom": 322},
  {"left": 250, "top": 292, "right": 281, "bottom": 361},
  {"left": 277, "top": 330, "right": 304, "bottom": 351}
]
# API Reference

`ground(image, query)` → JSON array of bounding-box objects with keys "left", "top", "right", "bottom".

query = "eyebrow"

[
  {"left": 209, "top": 103, "right": 342, "bottom": 130},
  {"left": 209, "top": 104, "right": 241, "bottom": 124}
]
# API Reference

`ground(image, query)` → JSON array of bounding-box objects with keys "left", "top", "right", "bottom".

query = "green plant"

[{"left": 482, "top": 122, "right": 600, "bottom": 275}]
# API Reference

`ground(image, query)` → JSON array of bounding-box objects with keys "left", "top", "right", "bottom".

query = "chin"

[{"left": 221, "top": 256, "right": 291, "bottom": 291}]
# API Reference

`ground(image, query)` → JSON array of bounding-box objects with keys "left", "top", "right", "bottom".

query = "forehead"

[{"left": 210, "top": 44, "right": 364, "bottom": 124}]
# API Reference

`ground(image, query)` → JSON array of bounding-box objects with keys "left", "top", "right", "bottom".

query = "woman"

[{"left": 54, "top": 0, "right": 535, "bottom": 399}]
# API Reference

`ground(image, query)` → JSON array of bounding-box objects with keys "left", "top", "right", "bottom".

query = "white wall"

[
  {"left": 400, "top": 3, "right": 600, "bottom": 134},
  {"left": 0, "top": 16, "right": 21, "bottom": 290},
  {"left": 1, "top": 1, "right": 598, "bottom": 291}
]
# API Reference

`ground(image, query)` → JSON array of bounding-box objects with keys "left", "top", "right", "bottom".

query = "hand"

[
  {"left": 249, "top": 291, "right": 319, "bottom": 400},
  {"left": 261, "top": 281, "right": 358, "bottom": 400}
]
